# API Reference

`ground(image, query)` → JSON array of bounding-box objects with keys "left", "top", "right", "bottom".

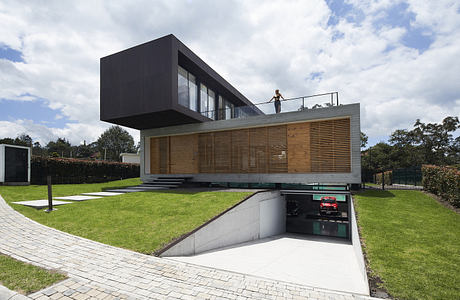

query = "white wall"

[
  {"left": 121, "top": 154, "right": 140, "bottom": 164},
  {"left": 161, "top": 191, "right": 285, "bottom": 257},
  {"left": 0, "top": 144, "right": 30, "bottom": 184},
  {"left": 351, "top": 196, "right": 369, "bottom": 290},
  {"left": 0, "top": 145, "right": 4, "bottom": 182}
]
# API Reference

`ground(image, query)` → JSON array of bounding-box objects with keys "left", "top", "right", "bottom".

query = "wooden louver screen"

[
  {"left": 310, "top": 118, "right": 351, "bottom": 172},
  {"left": 149, "top": 118, "right": 351, "bottom": 174}
]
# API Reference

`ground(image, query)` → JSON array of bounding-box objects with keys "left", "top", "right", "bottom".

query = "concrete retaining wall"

[
  {"left": 350, "top": 196, "right": 369, "bottom": 291},
  {"left": 160, "top": 191, "right": 285, "bottom": 257}
]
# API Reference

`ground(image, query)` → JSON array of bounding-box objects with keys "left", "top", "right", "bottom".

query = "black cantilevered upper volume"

[{"left": 100, "top": 34, "right": 261, "bottom": 130}]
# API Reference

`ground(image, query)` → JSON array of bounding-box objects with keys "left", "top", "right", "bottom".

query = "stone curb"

[{"left": 0, "top": 285, "right": 31, "bottom": 300}]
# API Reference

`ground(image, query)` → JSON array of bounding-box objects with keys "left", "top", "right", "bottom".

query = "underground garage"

[{"left": 283, "top": 190, "right": 351, "bottom": 240}]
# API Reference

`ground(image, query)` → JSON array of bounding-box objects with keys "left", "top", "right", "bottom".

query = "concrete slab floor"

[
  {"left": 169, "top": 233, "right": 369, "bottom": 296},
  {"left": 11, "top": 200, "right": 73, "bottom": 209},
  {"left": 105, "top": 188, "right": 145, "bottom": 192},
  {"left": 81, "top": 192, "right": 125, "bottom": 196},
  {"left": 54, "top": 195, "right": 102, "bottom": 201}
]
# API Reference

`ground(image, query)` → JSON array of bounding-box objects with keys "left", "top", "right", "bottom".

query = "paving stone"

[
  {"left": 62, "top": 289, "right": 76, "bottom": 297},
  {"left": 42, "top": 288, "right": 57, "bottom": 296}
]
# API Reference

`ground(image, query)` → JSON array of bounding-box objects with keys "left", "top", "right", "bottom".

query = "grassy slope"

[
  {"left": 0, "top": 254, "right": 66, "bottom": 294},
  {"left": 354, "top": 190, "right": 460, "bottom": 300},
  {"left": 0, "top": 180, "right": 251, "bottom": 254}
]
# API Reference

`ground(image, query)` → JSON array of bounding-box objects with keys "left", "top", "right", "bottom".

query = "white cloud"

[{"left": 0, "top": 0, "right": 459, "bottom": 147}]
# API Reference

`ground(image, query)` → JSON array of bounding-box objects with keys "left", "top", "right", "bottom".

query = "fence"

[
  {"left": 201, "top": 92, "right": 340, "bottom": 120},
  {"left": 392, "top": 166, "right": 422, "bottom": 186}
]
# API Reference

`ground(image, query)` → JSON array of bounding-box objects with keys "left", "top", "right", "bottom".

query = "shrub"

[
  {"left": 375, "top": 171, "right": 392, "bottom": 185},
  {"left": 31, "top": 156, "right": 139, "bottom": 185},
  {"left": 422, "top": 165, "right": 460, "bottom": 207}
]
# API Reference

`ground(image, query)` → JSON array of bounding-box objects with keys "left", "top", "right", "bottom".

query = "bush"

[
  {"left": 375, "top": 171, "right": 392, "bottom": 185},
  {"left": 31, "top": 156, "right": 140, "bottom": 185},
  {"left": 422, "top": 165, "right": 460, "bottom": 207}
]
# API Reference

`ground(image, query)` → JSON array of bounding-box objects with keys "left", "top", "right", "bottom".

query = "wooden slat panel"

[
  {"left": 170, "top": 134, "right": 198, "bottom": 174},
  {"left": 287, "top": 122, "right": 311, "bottom": 173},
  {"left": 310, "top": 118, "right": 350, "bottom": 172},
  {"left": 214, "top": 131, "right": 232, "bottom": 173},
  {"left": 332, "top": 118, "right": 351, "bottom": 172},
  {"left": 159, "top": 137, "right": 169, "bottom": 174},
  {"left": 150, "top": 137, "right": 160, "bottom": 174},
  {"left": 231, "top": 129, "right": 249, "bottom": 173},
  {"left": 268, "top": 125, "right": 287, "bottom": 173},
  {"left": 198, "top": 133, "right": 214, "bottom": 173},
  {"left": 249, "top": 127, "right": 268, "bottom": 173}
]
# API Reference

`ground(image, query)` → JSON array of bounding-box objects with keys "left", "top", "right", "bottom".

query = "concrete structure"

[
  {"left": 120, "top": 152, "right": 140, "bottom": 164},
  {"left": 0, "top": 144, "right": 31, "bottom": 185},
  {"left": 160, "top": 191, "right": 285, "bottom": 256}
]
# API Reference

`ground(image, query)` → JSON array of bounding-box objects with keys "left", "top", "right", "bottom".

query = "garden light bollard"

[{"left": 45, "top": 176, "right": 55, "bottom": 212}]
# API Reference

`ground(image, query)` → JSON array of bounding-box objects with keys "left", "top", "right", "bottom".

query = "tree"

[
  {"left": 32, "top": 142, "right": 47, "bottom": 156},
  {"left": 0, "top": 137, "right": 15, "bottom": 145},
  {"left": 362, "top": 142, "right": 396, "bottom": 172},
  {"left": 46, "top": 138, "right": 72, "bottom": 158},
  {"left": 360, "top": 132, "right": 368, "bottom": 149},
  {"left": 14, "top": 134, "right": 33, "bottom": 147},
  {"left": 96, "top": 126, "right": 136, "bottom": 161},
  {"left": 411, "top": 116, "right": 459, "bottom": 165},
  {"left": 75, "top": 140, "right": 96, "bottom": 159}
]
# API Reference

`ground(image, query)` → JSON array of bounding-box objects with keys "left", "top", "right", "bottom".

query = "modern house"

[
  {"left": 100, "top": 36, "right": 367, "bottom": 292},
  {"left": 100, "top": 34, "right": 361, "bottom": 187}
]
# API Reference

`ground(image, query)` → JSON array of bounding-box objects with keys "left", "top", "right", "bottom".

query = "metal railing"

[{"left": 201, "top": 92, "right": 339, "bottom": 120}]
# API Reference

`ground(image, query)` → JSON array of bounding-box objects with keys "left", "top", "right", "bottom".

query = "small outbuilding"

[
  {"left": 120, "top": 153, "right": 140, "bottom": 164},
  {"left": 0, "top": 144, "right": 31, "bottom": 185}
]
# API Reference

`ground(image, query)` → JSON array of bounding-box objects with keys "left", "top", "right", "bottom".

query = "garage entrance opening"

[{"left": 282, "top": 190, "right": 351, "bottom": 240}]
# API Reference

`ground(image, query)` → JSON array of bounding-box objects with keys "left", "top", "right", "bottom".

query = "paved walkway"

[{"left": 0, "top": 196, "right": 376, "bottom": 300}]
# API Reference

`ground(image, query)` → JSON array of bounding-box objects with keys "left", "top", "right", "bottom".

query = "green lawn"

[
  {"left": 0, "top": 254, "right": 66, "bottom": 294},
  {"left": 354, "top": 190, "right": 460, "bottom": 300},
  {"left": 0, "top": 179, "right": 252, "bottom": 254}
]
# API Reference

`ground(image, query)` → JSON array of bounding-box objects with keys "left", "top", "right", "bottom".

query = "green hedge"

[
  {"left": 375, "top": 171, "right": 393, "bottom": 185},
  {"left": 422, "top": 165, "right": 460, "bottom": 207},
  {"left": 31, "top": 156, "right": 140, "bottom": 185}
]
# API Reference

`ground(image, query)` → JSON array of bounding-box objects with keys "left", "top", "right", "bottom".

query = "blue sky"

[{"left": 0, "top": 0, "right": 459, "bottom": 146}]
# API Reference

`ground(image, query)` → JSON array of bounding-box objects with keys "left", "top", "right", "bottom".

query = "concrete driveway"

[{"left": 169, "top": 233, "right": 369, "bottom": 295}]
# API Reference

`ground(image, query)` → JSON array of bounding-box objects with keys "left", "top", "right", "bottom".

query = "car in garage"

[{"left": 319, "top": 196, "right": 339, "bottom": 215}]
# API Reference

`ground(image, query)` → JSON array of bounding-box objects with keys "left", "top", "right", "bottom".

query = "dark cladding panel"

[{"left": 100, "top": 35, "right": 174, "bottom": 127}]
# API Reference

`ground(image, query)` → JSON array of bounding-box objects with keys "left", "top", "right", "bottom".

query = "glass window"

[
  {"left": 225, "top": 102, "right": 234, "bottom": 120},
  {"left": 189, "top": 73, "right": 197, "bottom": 111},
  {"left": 178, "top": 66, "right": 188, "bottom": 107},
  {"left": 208, "top": 89, "right": 215, "bottom": 119},
  {"left": 218, "top": 96, "right": 224, "bottom": 120},
  {"left": 200, "top": 83, "right": 208, "bottom": 117}
]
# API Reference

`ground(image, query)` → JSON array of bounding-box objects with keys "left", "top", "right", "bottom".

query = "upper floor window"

[
  {"left": 178, "top": 66, "right": 198, "bottom": 111},
  {"left": 218, "top": 96, "right": 234, "bottom": 120},
  {"left": 200, "top": 83, "right": 215, "bottom": 119}
]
